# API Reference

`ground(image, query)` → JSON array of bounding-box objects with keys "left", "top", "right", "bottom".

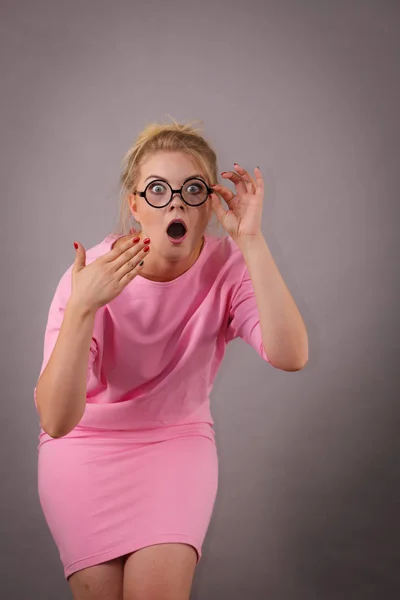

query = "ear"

[{"left": 128, "top": 193, "right": 141, "bottom": 224}]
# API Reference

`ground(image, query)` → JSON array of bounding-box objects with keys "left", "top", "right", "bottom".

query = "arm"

[
  {"left": 35, "top": 298, "right": 96, "bottom": 438},
  {"left": 237, "top": 233, "right": 308, "bottom": 371}
]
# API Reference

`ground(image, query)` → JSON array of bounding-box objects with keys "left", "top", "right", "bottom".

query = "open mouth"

[{"left": 166, "top": 220, "right": 187, "bottom": 240}]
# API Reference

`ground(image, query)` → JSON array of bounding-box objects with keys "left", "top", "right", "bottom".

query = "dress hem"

[{"left": 64, "top": 533, "right": 202, "bottom": 580}]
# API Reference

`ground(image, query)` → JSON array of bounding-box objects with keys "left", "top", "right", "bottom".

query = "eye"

[
  {"left": 186, "top": 184, "right": 202, "bottom": 194},
  {"left": 149, "top": 183, "right": 166, "bottom": 194}
]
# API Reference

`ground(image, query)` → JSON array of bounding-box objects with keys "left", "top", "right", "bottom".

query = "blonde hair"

[{"left": 111, "top": 116, "right": 224, "bottom": 237}]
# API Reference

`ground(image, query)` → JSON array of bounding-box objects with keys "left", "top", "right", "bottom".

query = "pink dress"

[{"left": 34, "top": 232, "right": 270, "bottom": 581}]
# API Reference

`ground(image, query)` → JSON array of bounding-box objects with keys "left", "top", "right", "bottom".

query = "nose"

[{"left": 169, "top": 191, "right": 185, "bottom": 206}]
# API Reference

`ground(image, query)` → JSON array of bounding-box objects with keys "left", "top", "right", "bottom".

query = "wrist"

[{"left": 66, "top": 296, "right": 97, "bottom": 319}]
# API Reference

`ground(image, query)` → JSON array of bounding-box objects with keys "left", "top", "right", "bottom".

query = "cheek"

[
  {"left": 139, "top": 204, "right": 160, "bottom": 225},
  {"left": 205, "top": 201, "right": 214, "bottom": 220}
]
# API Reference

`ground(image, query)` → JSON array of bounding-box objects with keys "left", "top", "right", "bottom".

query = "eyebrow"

[{"left": 144, "top": 174, "right": 204, "bottom": 184}]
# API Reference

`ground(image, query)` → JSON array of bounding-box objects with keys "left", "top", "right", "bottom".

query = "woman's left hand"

[{"left": 210, "top": 163, "right": 264, "bottom": 243}]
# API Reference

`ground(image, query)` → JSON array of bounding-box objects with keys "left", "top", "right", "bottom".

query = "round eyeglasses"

[{"left": 134, "top": 177, "right": 214, "bottom": 208}]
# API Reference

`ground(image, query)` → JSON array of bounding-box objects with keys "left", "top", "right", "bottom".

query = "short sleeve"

[
  {"left": 33, "top": 265, "right": 98, "bottom": 414},
  {"left": 225, "top": 266, "right": 269, "bottom": 363}
]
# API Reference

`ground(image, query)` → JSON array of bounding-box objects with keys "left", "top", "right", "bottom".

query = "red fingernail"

[
  {"left": 143, "top": 238, "right": 150, "bottom": 244},
  {"left": 144, "top": 246, "right": 150, "bottom": 252},
  {"left": 132, "top": 237, "right": 140, "bottom": 243},
  {"left": 73, "top": 242, "right": 78, "bottom": 249}
]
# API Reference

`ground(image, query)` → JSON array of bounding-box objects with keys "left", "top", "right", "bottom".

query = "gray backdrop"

[{"left": 1, "top": 0, "right": 399, "bottom": 598}]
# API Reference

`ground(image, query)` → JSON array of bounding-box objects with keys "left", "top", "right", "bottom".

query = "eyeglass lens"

[{"left": 145, "top": 178, "right": 208, "bottom": 207}]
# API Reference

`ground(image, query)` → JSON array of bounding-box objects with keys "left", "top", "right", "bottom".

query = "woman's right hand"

[{"left": 70, "top": 236, "right": 150, "bottom": 313}]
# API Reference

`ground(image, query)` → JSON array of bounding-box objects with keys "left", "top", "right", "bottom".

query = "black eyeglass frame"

[{"left": 133, "top": 177, "right": 214, "bottom": 208}]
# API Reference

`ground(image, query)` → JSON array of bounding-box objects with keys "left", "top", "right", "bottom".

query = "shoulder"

[
  {"left": 206, "top": 234, "right": 246, "bottom": 272},
  {"left": 86, "top": 232, "right": 129, "bottom": 259}
]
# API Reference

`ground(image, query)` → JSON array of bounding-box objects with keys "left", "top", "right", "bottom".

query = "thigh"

[
  {"left": 123, "top": 543, "right": 197, "bottom": 600},
  {"left": 68, "top": 556, "right": 126, "bottom": 600}
]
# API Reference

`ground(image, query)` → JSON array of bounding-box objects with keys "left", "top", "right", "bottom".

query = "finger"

[
  {"left": 210, "top": 191, "right": 228, "bottom": 223},
  {"left": 112, "top": 238, "right": 149, "bottom": 272},
  {"left": 221, "top": 170, "right": 247, "bottom": 196},
  {"left": 212, "top": 183, "right": 235, "bottom": 207},
  {"left": 105, "top": 235, "right": 141, "bottom": 263},
  {"left": 110, "top": 233, "right": 136, "bottom": 252},
  {"left": 72, "top": 241, "right": 86, "bottom": 272},
  {"left": 118, "top": 253, "right": 147, "bottom": 286},
  {"left": 254, "top": 165, "right": 264, "bottom": 192},
  {"left": 116, "top": 246, "right": 148, "bottom": 281},
  {"left": 233, "top": 163, "right": 256, "bottom": 193}
]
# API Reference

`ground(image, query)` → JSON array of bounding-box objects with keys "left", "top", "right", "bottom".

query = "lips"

[
  {"left": 166, "top": 218, "right": 188, "bottom": 232},
  {"left": 166, "top": 218, "right": 188, "bottom": 243}
]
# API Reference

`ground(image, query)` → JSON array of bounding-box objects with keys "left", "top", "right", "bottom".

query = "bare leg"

[
  {"left": 68, "top": 556, "right": 126, "bottom": 600},
  {"left": 122, "top": 543, "right": 197, "bottom": 600}
]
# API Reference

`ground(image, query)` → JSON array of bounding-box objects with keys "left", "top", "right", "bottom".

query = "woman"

[{"left": 34, "top": 119, "right": 308, "bottom": 600}]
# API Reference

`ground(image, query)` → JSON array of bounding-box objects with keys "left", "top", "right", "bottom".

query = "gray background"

[{"left": 1, "top": 0, "right": 399, "bottom": 598}]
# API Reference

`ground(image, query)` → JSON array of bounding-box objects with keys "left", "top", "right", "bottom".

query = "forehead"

[{"left": 140, "top": 151, "right": 203, "bottom": 180}]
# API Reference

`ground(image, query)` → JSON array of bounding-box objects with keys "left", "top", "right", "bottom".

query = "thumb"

[
  {"left": 73, "top": 241, "right": 86, "bottom": 272},
  {"left": 210, "top": 191, "right": 226, "bottom": 223}
]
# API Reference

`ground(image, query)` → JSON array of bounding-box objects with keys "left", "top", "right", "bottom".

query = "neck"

[{"left": 138, "top": 234, "right": 205, "bottom": 282}]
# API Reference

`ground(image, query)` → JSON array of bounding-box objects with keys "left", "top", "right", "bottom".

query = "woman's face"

[{"left": 128, "top": 150, "right": 214, "bottom": 280}]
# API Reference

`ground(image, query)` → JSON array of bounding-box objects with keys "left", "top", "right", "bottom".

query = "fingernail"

[
  {"left": 132, "top": 237, "right": 140, "bottom": 243},
  {"left": 143, "top": 238, "right": 150, "bottom": 244},
  {"left": 144, "top": 246, "right": 150, "bottom": 252},
  {"left": 139, "top": 260, "right": 144, "bottom": 266},
  {"left": 73, "top": 242, "right": 78, "bottom": 249}
]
